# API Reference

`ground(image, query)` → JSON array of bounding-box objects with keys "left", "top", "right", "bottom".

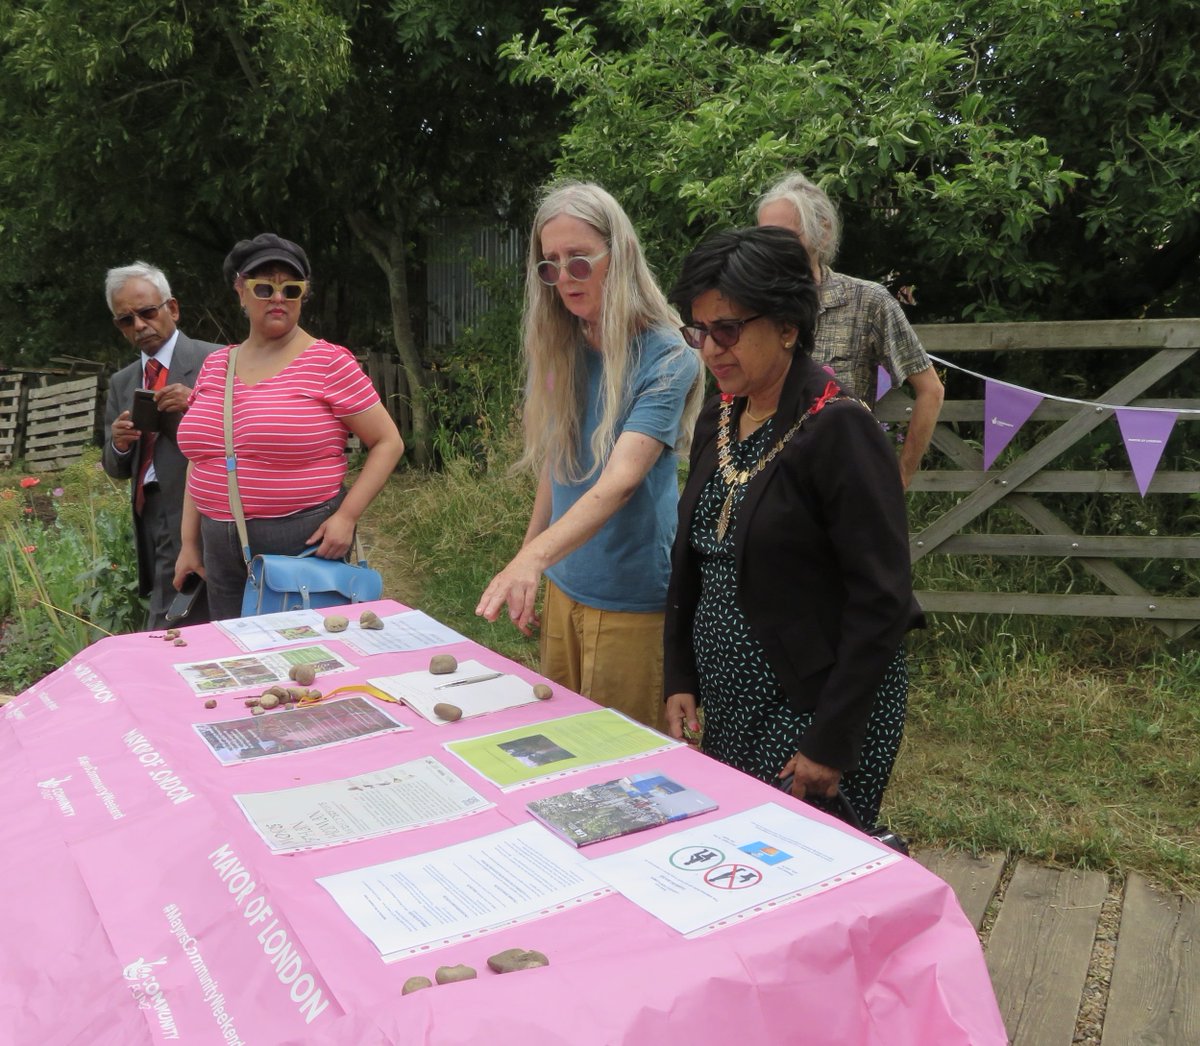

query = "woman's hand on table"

[
  {"left": 665, "top": 693, "right": 700, "bottom": 746},
  {"left": 475, "top": 551, "right": 542, "bottom": 636},
  {"left": 778, "top": 752, "right": 841, "bottom": 801},
  {"left": 307, "top": 510, "right": 356, "bottom": 559}
]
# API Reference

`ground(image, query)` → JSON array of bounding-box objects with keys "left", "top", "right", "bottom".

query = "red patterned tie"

[{"left": 134, "top": 358, "right": 168, "bottom": 515}]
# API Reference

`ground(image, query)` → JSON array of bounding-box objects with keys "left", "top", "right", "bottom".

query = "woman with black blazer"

[{"left": 664, "top": 226, "right": 924, "bottom": 829}]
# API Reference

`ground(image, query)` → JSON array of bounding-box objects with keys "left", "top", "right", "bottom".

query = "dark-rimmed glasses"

[
  {"left": 244, "top": 278, "right": 308, "bottom": 300},
  {"left": 680, "top": 315, "right": 765, "bottom": 350},
  {"left": 113, "top": 301, "right": 171, "bottom": 330},
  {"left": 536, "top": 250, "right": 609, "bottom": 286}
]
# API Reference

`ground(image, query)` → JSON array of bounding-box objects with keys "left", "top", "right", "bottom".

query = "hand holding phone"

[
  {"left": 131, "top": 388, "right": 160, "bottom": 433},
  {"left": 165, "top": 574, "right": 204, "bottom": 623}
]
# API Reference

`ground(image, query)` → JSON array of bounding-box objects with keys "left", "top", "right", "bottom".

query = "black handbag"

[
  {"left": 785, "top": 779, "right": 910, "bottom": 856},
  {"left": 827, "top": 788, "right": 909, "bottom": 856}
]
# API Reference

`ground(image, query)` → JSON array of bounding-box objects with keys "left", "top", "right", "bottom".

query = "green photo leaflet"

[{"left": 442, "top": 708, "right": 678, "bottom": 790}]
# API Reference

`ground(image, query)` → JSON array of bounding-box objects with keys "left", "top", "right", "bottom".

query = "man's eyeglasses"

[
  {"left": 680, "top": 315, "right": 766, "bottom": 350},
  {"left": 536, "top": 250, "right": 609, "bottom": 286},
  {"left": 244, "top": 278, "right": 308, "bottom": 300},
  {"left": 113, "top": 301, "right": 171, "bottom": 330}
]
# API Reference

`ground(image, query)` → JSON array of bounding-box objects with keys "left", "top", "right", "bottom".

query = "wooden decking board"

[
  {"left": 914, "top": 848, "right": 1005, "bottom": 930},
  {"left": 986, "top": 860, "right": 1108, "bottom": 1046},
  {"left": 1101, "top": 872, "right": 1198, "bottom": 1046}
]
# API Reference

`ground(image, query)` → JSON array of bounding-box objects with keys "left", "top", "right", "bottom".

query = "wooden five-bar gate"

[{"left": 878, "top": 318, "right": 1199, "bottom": 639}]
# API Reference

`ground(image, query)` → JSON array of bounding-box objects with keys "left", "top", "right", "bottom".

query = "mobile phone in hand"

[
  {"left": 165, "top": 574, "right": 204, "bottom": 623},
  {"left": 131, "top": 388, "right": 160, "bottom": 433}
]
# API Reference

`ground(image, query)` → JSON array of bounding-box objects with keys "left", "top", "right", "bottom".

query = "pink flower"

[
  {"left": 19, "top": 476, "right": 39, "bottom": 489},
  {"left": 21, "top": 545, "right": 36, "bottom": 554},
  {"left": 52, "top": 487, "right": 64, "bottom": 497},
  {"left": 23, "top": 507, "right": 33, "bottom": 515}
]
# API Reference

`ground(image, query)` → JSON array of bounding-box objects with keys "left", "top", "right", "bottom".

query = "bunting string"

[
  {"left": 924, "top": 354, "right": 1200, "bottom": 415},
  {"left": 886, "top": 354, "right": 1197, "bottom": 497}
]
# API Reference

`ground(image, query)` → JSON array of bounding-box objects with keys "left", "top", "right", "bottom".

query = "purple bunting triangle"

[
  {"left": 983, "top": 381, "right": 1044, "bottom": 470},
  {"left": 1115, "top": 408, "right": 1178, "bottom": 497},
  {"left": 876, "top": 365, "right": 893, "bottom": 401}
]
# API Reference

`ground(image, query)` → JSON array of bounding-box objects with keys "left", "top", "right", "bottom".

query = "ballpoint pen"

[{"left": 433, "top": 671, "right": 504, "bottom": 690}]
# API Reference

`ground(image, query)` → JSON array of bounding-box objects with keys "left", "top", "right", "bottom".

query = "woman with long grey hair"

[{"left": 476, "top": 180, "right": 702, "bottom": 730}]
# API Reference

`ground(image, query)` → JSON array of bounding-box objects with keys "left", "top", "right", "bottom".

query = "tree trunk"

[{"left": 347, "top": 209, "right": 433, "bottom": 468}]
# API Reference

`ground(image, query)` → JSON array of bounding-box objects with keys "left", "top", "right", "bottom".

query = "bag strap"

[
  {"left": 832, "top": 788, "right": 867, "bottom": 831},
  {"left": 222, "top": 345, "right": 253, "bottom": 574}
]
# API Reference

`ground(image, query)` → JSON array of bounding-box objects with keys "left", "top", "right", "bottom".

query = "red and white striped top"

[{"left": 178, "top": 340, "right": 380, "bottom": 520}]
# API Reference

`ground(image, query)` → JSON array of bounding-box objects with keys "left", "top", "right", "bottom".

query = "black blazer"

[{"left": 663, "top": 354, "right": 924, "bottom": 771}]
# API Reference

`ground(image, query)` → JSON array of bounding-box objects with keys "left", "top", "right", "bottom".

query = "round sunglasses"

[
  {"left": 536, "top": 249, "right": 609, "bottom": 286},
  {"left": 680, "top": 315, "right": 766, "bottom": 350}
]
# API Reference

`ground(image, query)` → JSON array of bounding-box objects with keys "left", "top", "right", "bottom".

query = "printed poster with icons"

[
  {"left": 172, "top": 644, "right": 356, "bottom": 696},
  {"left": 587, "top": 802, "right": 900, "bottom": 936}
]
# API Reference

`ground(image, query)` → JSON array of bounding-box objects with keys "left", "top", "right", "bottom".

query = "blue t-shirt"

[{"left": 545, "top": 327, "right": 701, "bottom": 612}]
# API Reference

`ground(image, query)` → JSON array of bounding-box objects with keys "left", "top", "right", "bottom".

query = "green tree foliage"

[
  {"left": 503, "top": 0, "right": 1200, "bottom": 322},
  {"left": 0, "top": 0, "right": 352, "bottom": 357},
  {"left": 0, "top": 0, "right": 564, "bottom": 463}
]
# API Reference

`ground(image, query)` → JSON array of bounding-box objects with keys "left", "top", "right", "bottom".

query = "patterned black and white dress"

[{"left": 690, "top": 418, "right": 907, "bottom": 829}]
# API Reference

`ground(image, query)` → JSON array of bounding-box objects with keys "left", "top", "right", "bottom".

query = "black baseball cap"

[{"left": 223, "top": 233, "right": 311, "bottom": 283}]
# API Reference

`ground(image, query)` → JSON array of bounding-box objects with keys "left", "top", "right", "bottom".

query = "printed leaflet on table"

[
  {"left": 173, "top": 644, "right": 355, "bottom": 696},
  {"left": 588, "top": 801, "right": 900, "bottom": 936},
  {"left": 443, "top": 707, "right": 678, "bottom": 790},
  {"left": 235, "top": 755, "right": 492, "bottom": 853},
  {"left": 336, "top": 610, "right": 466, "bottom": 657},
  {"left": 369, "top": 658, "right": 538, "bottom": 724},
  {"left": 214, "top": 610, "right": 331, "bottom": 652},
  {"left": 194, "top": 696, "right": 409, "bottom": 766},
  {"left": 215, "top": 608, "right": 465, "bottom": 655},
  {"left": 527, "top": 770, "right": 717, "bottom": 847},
  {"left": 316, "top": 821, "right": 608, "bottom": 960}
]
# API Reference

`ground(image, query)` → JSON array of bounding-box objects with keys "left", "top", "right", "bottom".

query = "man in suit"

[{"left": 102, "top": 261, "right": 220, "bottom": 629}]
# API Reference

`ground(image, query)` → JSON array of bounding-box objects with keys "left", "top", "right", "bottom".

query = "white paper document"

[
  {"left": 317, "top": 821, "right": 608, "bottom": 959},
  {"left": 588, "top": 802, "right": 899, "bottom": 936},
  {"left": 369, "top": 659, "right": 539, "bottom": 724},
  {"left": 234, "top": 756, "right": 493, "bottom": 853},
  {"left": 337, "top": 610, "right": 467, "bottom": 656},
  {"left": 214, "top": 610, "right": 331, "bottom": 652}
]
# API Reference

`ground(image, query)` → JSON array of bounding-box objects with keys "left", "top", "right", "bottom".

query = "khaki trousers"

[{"left": 540, "top": 580, "right": 666, "bottom": 733}]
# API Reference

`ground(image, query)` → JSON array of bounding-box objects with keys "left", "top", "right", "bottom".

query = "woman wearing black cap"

[{"left": 173, "top": 233, "right": 404, "bottom": 619}]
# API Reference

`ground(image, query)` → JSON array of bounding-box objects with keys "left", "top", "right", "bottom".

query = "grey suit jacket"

[{"left": 102, "top": 332, "right": 221, "bottom": 595}]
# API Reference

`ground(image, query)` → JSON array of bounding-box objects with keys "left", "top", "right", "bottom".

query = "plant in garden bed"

[{"left": 0, "top": 452, "right": 144, "bottom": 690}]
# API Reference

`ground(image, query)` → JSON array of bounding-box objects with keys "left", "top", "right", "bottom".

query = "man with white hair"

[
  {"left": 758, "top": 173, "right": 944, "bottom": 488},
  {"left": 102, "top": 261, "right": 219, "bottom": 628}
]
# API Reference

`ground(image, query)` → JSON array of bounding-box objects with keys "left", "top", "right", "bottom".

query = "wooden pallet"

[
  {"left": 23, "top": 375, "right": 101, "bottom": 470},
  {"left": 915, "top": 849, "right": 1198, "bottom": 1045},
  {"left": 0, "top": 373, "right": 24, "bottom": 467}
]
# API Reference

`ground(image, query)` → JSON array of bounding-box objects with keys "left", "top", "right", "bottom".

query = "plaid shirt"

[{"left": 811, "top": 268, "right": 932, "bottom": 404}]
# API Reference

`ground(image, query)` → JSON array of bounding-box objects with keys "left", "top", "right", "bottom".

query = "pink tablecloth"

[{"left": 1, "top": 601, "right": 1004, "bottom": 1045}]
